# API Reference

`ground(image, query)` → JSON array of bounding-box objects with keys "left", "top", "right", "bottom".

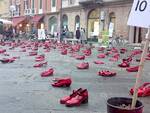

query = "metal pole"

[{"left": 59, "top": 0, "right": 62, "bottom": 42}]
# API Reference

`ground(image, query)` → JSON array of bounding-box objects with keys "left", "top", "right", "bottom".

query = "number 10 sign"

[{"left": 128, "top": 0, "right": 150, "bottom": 28}]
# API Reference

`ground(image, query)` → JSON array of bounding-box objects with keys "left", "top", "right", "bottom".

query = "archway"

[
  {"left": 62, "top": 14, "right": 68, "bottom": 30},
  {"left": 88, "top": 9, "right": 100, "bottom": 40},
  {"left": 48, "top": 16, "right": 57, "bottom": 35}
]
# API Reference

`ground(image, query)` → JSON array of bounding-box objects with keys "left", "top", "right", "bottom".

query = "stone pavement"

[{"left": 0, "top": 42, "right": 150, "bottom": 113}]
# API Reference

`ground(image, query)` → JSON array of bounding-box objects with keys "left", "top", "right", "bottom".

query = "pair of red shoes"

[
  {"left": 126, "top": 66, "right": 139, "bottom": 72},
  {"left": 130, "top": 82, "right": 150, "bottom": 97},
  {"left": 33, "top": 62, "right": 47, "bottom": 68},
  {"left": 98, "top": 70, "right": 116, "bottom": 77},
  {"left": 75, "top": 55, "right": 85, "bottom": 60},
  {"left": 0, "top": 58, "right": 15, "bottom": 63},
  {"left": 77, "top": 62, "right": 89, "bottom": 69},
  {"left": 52, "top": 77, "right": 72, "bottom": 87},
  {"left": 118, "top": 61, "right": 130, "bottom": 68},
  {"left": 97, "top": 53, "right": 106, "bottom": 58},
  {"left": 41, "top": 68, "right": 54, "bottom": 77},
  {"left": 94, "top": 60, "right": 104, "bottom": 64},
  {"left": 60, "top": 88, "right": 88, "bottom": 107}
]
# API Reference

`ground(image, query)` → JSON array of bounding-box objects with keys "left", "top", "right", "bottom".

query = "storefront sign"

[
  {"left": 38, "top": 29, "right": 46, "bottom": 40},
  {"left": 128, "top": 0, "right": 150, "bottom": 28}
]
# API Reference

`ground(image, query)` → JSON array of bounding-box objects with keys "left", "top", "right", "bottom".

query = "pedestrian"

[
  {"left": 76, "top": 27, "right": 80, "bottom": 41},
  {"left": 80, "top": 28, "right": 87, "bottom": 44}
]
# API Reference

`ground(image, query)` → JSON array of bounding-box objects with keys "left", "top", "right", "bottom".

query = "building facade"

[{"left": 0, "top": 0, "right": 10, "bottom": 19}]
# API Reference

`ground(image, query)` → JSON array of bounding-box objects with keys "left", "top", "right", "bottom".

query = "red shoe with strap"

[
  {"left": 60, "top": 88, "right": 83, "bottom": 104},
  {"left": 41, "top": 68, "right": 54, "bottom": 77},
  {"left": 65, "top": 89, "right": 88, "bottom": 107}
]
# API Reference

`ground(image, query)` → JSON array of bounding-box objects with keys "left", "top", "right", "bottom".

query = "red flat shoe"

[
  {"left": 145, "top": 57, "right": 150, "bottom": 60},
  {"left": 77, "top": 62, "right": 89, "bottom": 69},
  {"left": 118, "top": 62, "right": 130, "bottom": 68},
  {"left": 52, "top": 78, "right": 72, "bottom": 87},
  {"left": 60, "top": 88, "right": 83, "bottom": 104},
  {"left": 130, "top": 82, "right": 150, "bottom": 97},
  {"left": 75, "top": 55, "right": 85, "bottom": 60},
  {"left": 61, "top": 49, "right": 67, "bottom": 55},
  {"left": 65, "top": 89, "right": 88, "bottom": 107},
  {"left": 41, "top": 68, "right": 54, "bottom": 77},
  {"left": 94, "top": 60, "right": 104, "bottom": 64},
  {"left": 97, "top": 54, "right": 106, "bottom": 58},
  {"left": 98, "top": 70, "right": 116, "bottom": 77},
  {"left": 126, "top": 66, "right": 139, "bottom": 72},
  {"left": 36, "top": 55, "right": 45, "bottom": 59},
  {"left": 120, "top": 48, "right": 127, "bottom": 54},
  {"left": 33, "top": 62, "right": 47, "bottom": 68}
]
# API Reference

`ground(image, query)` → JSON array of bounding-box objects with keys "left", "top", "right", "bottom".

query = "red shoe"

[
  {"left": 122, "top": 57, "right": 132, "bottom": 63},
  {"left": 75, "top": 55, "right": 85, "bottom": 60},
  {"left": 126, "top": 66, "right": 139, "bottom": 72},
  {"left": 98, "top": 70, "right": 116, "bottom": 77},
  {"left": 130, "top": 82, "right": 150, "bottom": 97},
  {"left": 20, "top": 49, "right": 26, "bottom": 52},
  {"left": 60, "top": 88, "right": 83, "bottom": 104},
  {"left": 97, "top": 47, "right": 105, "bottom": 51},
  {"left": 36, "top": 54, "right": 45, "bottom": 59},
  {"left": 109, "top": 57, "right": 118, "bottom": 62},
  {"left": 82, "top": 49, "right": 91, "bottom": 56},
  {"left": 52, "top": 78, "right": 72, "bottom": 87},
  {"left": 65, "top": 89, "right": 88, "bottom": 107},
  {"left": 35, "top": 57, "right": 45, "bottom": 62},
  {"left": 118, "top": 62, "right": 130, "bottom": 68},
  {"left": 61, "top": 49, "right": 67, "bottom": 55},
  {"left": 41, "top": 68, "right": 54, "bottom": 77},
  {"left": 33, "top": 62, "right": 47, "bottom": 68},
  {"left": 145, "top": 57, "right": 150, "bottom": 60},
  {"left": 77, "top": 62, "right": 89, "bottom": 69},
  {"left": 94, "top": 60, "right": 104, "bottom": 64},
  {"left": 120, "top": 48, "right": 127, "bottom": 54},
  {"left": 29, "top": 52, "right": 37, "bottom": 56},
  {"left": 97, "top": 54, "right": 106, "bottom": 58}
]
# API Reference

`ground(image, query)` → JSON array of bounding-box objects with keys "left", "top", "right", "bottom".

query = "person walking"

[{"left": 80, "top": 28, "right": 87, "bottom": 44}]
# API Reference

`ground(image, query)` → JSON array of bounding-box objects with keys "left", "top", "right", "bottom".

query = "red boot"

[
  {"left": 41, "top": 68, "right": 54, "bottom": 77},
  {"left": 60, "top": 88, "right": 83, "bottom": 104},
  {"left": 65, "top": 89, "right": 88, "bottom": 107},
  {"left": 52, "top": 78, "right": 72, "bottom": 87},
  {"left": 77, "top": 62, "right": 89, "bottom": 69}
]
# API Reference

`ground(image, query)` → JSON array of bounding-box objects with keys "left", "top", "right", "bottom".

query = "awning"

[
  {"left": 32, "top": 15, "right": 44, "bottom": 24},
  {"left": 12, "top": 17, "right": 26, "bottom": 27}
]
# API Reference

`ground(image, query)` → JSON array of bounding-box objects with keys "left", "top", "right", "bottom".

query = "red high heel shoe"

[
  {"left": 98, "top": 70, "right": 116, "bottom": 77},
  {"left": 36, "top": 54, "right": 45, "bottom": 59},
  {"left": 126, "top": 66, "right": 139, "bottom": 72},
  {"left": 130, "top": 82, "right": 150, "bottom": 97},
  {"left": 61, "top": 49, "right": 67, "bottom": 55},
  {"left": 97, "top": 53, "right": 106, "bottom": 58},
  {"left": 77, "top": 62, "right": 89, "bottom": 69},
  {"left": 60, "top": 88, "right": 83, "bottom": 104},
  {"left": 41, "top": 68, "right": 54, "bottom": 77},
  {"left": 75, "top": 55, "right": 85, "bottom": 60},
  {"left": 52, "top": 78, "right": 72, "bottom": 87},
  {"left": 33, "top": 62, "right": 47, "bottom": 68},
  {"left": 94, "top": 60, "right": 104, "bottom": 64},
  {"left": 65, "top": 89, "right": 88, "bottom": 107}
]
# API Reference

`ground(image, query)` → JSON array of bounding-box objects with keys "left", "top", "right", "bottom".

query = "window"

[
  {"left": 32, "top": 0, "right": 34, "bottom": 8},
  {"left": 52, "top": 0, "right": 56, "bottom": 7},
  {"left": 62, "top": 14, "right": 68, "bottom": 29},
  {"left": 24, "top": 0, "right": 29, "bottom": 9},
  {"left": 39, "top": 0, "right": 42, "bottom": 9},
  {"left": 109, "top": 12, "right": 116, "bottom": 31}
]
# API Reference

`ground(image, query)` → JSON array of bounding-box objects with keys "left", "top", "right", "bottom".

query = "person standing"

[
  {"left": 80, "top": 28, "right": 87, "bottom": 44},
  {"left": 76, "top": 27, "right": 80, "bottom": 40}
]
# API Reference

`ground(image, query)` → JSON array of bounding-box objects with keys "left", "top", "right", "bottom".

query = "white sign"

[
  {"left": 109, "top": 22, "right": 114, "bottom": 37},
  {"left": 128, "top": 0, "right": 150, "bottom": 28},
  {"left": 38, "top": 29, "right": 46, "bottom": 40}
]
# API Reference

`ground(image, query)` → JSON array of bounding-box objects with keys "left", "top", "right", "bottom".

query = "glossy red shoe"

[
  {"left": 75, "top": 55, "right": 85, "bottom": 60},
  {"left": 97, "top": 54, "right": 106, "bottom": 58},
  {"left": 52, "top": 78, "right": 72, "bottom": 87},
  {"left": 98, "top": 70, "right": 116, "bottom": 77},
  {"left": 41, "top": 68, "right": 54, "bottom": 77},
  {"left": 61, "top": 49, "right": 67, "bottom": 55},
  {"left": 60, "top": 88, "right": 83, "bottom": 104},
  {"left": 120, "top": 48, "right": 127, "bottom": 54},
  {"left": 33, "top": 62, "right": 47, "bottom": 68},
  {"left": 130, "top": 82, "right": 150, "bottom": 97},
  {"left": 126, "top": 66, "right": 139, "bottom": 72},
  {"left": 65, "top": 89, "right": 88, "bottom": 107},
  {"left": 122, "top": 57, "right": 132, "bottom": 63},
  {"left": 77, "top": 62, "right": 89, "bottom": 69},
  {"left": 36, "top": 54, "right": 45, "bottom": 59},
  {"left": 145, "top": 57, "right": 150, "bottom": 60},
  {"left": 35, "top": 57, "right": 45, "bottom": 62},
  {"left": 94, "top": 60, "right": 104, "bottom": 64},
  {"left": 118, "top": 62, "right": 130, "bottom": 68},
  {"left": 97, "top": 47, "right": 105, "bottom": 51}
]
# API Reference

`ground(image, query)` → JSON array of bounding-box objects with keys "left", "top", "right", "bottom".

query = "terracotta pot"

[{"left": 107, "top": 97, "right": 143, "bottom": 113}]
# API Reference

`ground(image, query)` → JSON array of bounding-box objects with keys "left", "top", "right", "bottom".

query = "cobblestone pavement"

[{"left": 0, "top": 42, "right": 150, "bottom": 113}]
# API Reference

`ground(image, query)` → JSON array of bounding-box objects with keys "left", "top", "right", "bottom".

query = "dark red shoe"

[
  {"left": 109, "top": 57, "right": 118, "bottom": 62},
  {"left": 35, "top": 57, "right": 45, "bottom": 62},
  {"left": 94, "top": 60, "right": 104, "bottom": 64},
  {"left": 65, "top": 89, "right": 88, "bottom": 107},
  {"left": 75, "top": 55, "right": 85, "bottom": 60},
  {"left": 52, "top": 78, "right": 72, "bottom": 87},
  {"left": 118, "top": 62, "right": 130, "bottom": 68},
  {"left": 77, "top": 62, "right": 89, "bottom": 69},
  {"left": 98, "top": 70, "right": 116, "bottom": 77},
  {"left": 33, "top": 62, "right": 47, "bottom": 68},
  {"left": 97, "top": 53, "right": 106, "bottom": 58},
  {"left": 122, "top": 57, "right": 132, "bottom": 63},
  {"left": 130, "top": 82, "right": 150, "bottom": 97},
  {"left": 97, "top": 47, "right": 105, "bottom": 51},
  {"left": 36, "top": 54, "right": 45, "bottom": 59},
  {"left": 29, "top": 52, "right": 37, "bottom": 56},
  {"left": 120, "top": 48, "right": 127, "bottom": 54},
  {"left": 82, "top": 49, "right": 91, "bottom": 56},
  {"left": 61, "top": 49, "right": 67, "bottom": 55},
  {"left": 60, "top": 88, "right": 83, "bottom": 104},
  {"left": 126, "top": 66, "right": 139, "bottom": 72},
  {"left": 41, "top": 68, "right": 54, "bottom": 77}
]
